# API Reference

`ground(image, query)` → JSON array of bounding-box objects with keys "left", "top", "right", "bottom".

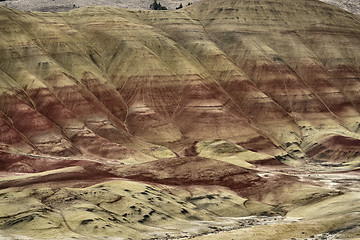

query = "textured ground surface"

[
  {"left": 321, "top": 0, "right": 360, "bottom": 15},
  {"left": 0, "top": 0, "right": 359, "bottom": 15},
  {"left": 0, "top": 0, "right": 359, "bottom": 239}
]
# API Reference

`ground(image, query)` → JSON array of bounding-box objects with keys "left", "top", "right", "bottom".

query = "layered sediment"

[{"left": 0, "top": 0, "right": 359, "bottom": 238}]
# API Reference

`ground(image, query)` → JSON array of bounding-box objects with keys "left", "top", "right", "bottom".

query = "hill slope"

[
  {"left": 0, "top": 0, "right": 360, "bottom": 239},
  {"left": 0, "top": 0, "right": 359, "bottom": 15},
  {"left": 0, "top": 0, "right": 359, "bottom": 168}
]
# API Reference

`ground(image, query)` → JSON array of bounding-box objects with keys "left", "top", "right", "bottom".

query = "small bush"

[{"left": 150, "top": 0, "right": 167, "bottom": 10}]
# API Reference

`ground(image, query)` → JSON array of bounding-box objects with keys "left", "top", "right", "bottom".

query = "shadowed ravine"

[{"left": 0, "top": 0, "right": 360, "bottom": 239}]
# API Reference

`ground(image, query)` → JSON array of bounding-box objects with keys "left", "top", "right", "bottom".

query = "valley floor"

[{"left": 0, "top": 160, "right": 359, "bottom": 240}]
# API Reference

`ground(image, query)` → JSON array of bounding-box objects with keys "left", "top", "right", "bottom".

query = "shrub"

[{"left": 150, "top": 0, "right": 167, "bottom": 10}]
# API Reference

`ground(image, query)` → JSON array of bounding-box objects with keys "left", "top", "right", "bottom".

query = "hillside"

[
  {"left": 0, "top": 0, "right": 359, "bottom": 239},
  {"left": 321, "top": 0, "right": 360, "bottom": 15},
  {"left": 0, "top": 0, "right": 359, "bottom": 15}
]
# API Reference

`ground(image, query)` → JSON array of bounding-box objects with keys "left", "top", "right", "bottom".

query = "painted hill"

[
  {"left": 0, "top": 0, "right": 359, "bottom": 238},
  {"left": 0, "top": 0, "right": 359, "bottom": 15}
]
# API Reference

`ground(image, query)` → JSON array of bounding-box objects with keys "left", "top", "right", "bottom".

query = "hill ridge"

[{"left": 0, "top": 0, "right": 360, "bottom": 239}]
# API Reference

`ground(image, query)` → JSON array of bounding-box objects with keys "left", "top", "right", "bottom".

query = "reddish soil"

[
  {"left": 306, "top": 135, "right": 360, "bottom": 161},
  {"left": 114, "top": 156, "right": 299, "bottom": 201}
]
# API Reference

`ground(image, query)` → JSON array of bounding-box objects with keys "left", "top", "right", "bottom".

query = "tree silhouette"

[
  {"left": 176, "top": 3, "right": 183, "bottom": 9},
  {"left": 150, "top": 0, "right": 167, "bottom": 10}
]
